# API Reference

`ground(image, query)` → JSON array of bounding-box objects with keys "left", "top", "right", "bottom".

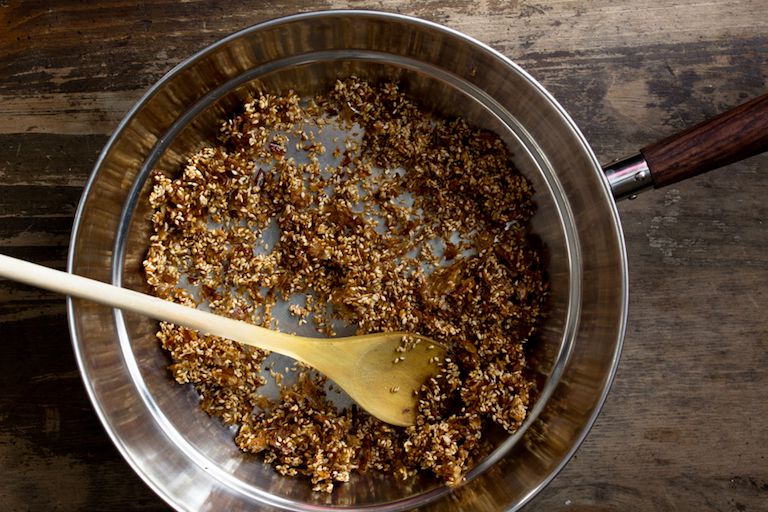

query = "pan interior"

[{"left": 108, "top": 54, "right": 577, "bottom": 509}]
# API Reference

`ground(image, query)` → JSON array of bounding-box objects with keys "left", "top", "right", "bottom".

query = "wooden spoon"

[{"left": 0, "top": 254, "right": 446, "bottom": 426}]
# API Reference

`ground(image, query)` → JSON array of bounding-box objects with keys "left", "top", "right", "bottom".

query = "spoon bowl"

[{"left": 292, "top": 331, "right": 447, "bottom": 425}]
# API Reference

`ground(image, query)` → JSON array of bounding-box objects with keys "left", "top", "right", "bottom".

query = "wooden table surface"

[{"left": 1, "top": 1, "right": 767, "bottom": 510}]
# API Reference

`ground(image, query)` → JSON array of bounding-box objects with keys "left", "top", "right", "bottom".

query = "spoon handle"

[{"left": 0, "top": 254, "right": 301, "bottom": 358}]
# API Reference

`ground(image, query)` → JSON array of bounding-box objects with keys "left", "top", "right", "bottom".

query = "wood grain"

[
  {"left": 1, "top": 1, "right": 767, "bottom": 511},
  {"left": 642, "top": 93, "right": 768, "bottom": 187}
]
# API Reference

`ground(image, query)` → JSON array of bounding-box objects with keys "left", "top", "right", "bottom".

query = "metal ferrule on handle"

[{"left": 603, "top": 153, "right": 653, "bottom": 200}]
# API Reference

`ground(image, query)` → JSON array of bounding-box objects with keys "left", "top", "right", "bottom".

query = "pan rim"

[{"left": 67, "top": 9, "right": 629, "bottom": 512}]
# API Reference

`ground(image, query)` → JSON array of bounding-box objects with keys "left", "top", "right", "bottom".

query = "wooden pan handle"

[{"left": 640, "top": 93, "right": 768, "bottom": 188}]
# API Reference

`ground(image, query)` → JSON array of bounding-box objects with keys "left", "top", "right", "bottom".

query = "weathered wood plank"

[
  {"left": 1, "top": 0, "right": 766, "bottom": 98},
  {"left": 0, "top": 134, "right": 106, "bottom": 186},
  {"left": 2, "top": 37, "right": 765, "bottom": 139},
  {"left": 0, "top": 185, "right": 80, "bottom": 217},
  {"left": 0, "top": 217, "right": 73, "bottom": 265},
  {"left": 0, "top": 314, "right": 169, "bottom": 511},
  {"left": 0, "top": 92, "right": 141, "bottom": 135}
]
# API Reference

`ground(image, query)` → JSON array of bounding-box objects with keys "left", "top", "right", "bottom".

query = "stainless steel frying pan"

[{"left": 66, "top": 10, "right": 768, "bottom": 511}]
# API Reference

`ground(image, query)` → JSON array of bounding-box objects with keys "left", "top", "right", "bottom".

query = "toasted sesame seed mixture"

[{"left": 143, "top": 77, "right": 547, "bottom": 493}]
